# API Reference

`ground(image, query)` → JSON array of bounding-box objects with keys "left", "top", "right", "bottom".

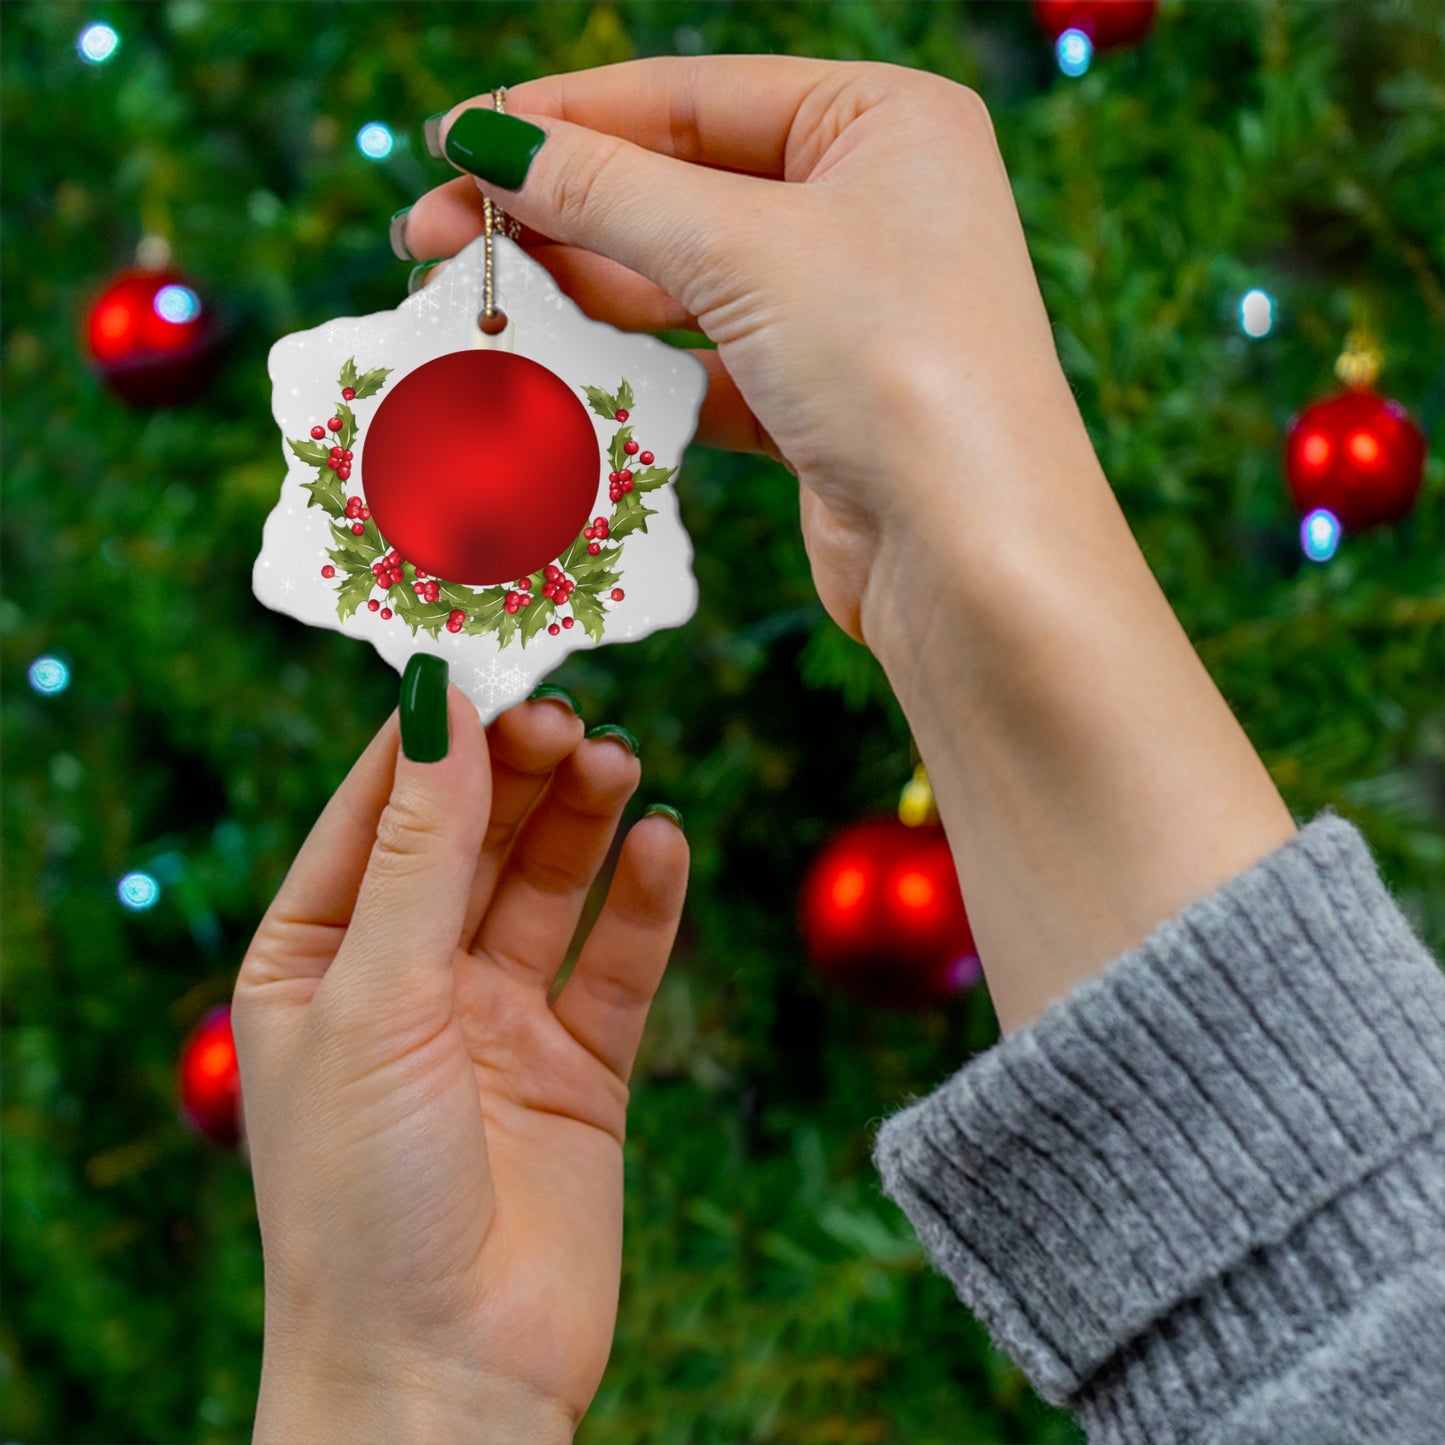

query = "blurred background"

[{"left": 2, "top": 2, "right": 1441, "bottom": 1442}]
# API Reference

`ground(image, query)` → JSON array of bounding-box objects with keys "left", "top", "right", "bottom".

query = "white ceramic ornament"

[{"left": 253, "top": 233, "right": 708, "bottom": 722}]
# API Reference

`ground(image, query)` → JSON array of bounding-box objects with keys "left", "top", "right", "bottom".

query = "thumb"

[
  {"left": 325, "top": 658, "right": 489, "bottom": 1031},
  {"left": 438, "top": 103, "right": 762, "bottom": 316}
]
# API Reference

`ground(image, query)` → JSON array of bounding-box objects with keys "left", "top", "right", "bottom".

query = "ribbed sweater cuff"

[{"left": 871, "top": 811, "right": 1445, "bottom": 1416}]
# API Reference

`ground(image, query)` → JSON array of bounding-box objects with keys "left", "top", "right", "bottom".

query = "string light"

[
  {"left": 28, "top": 656, "right": 71, "bottom": 695},
  {"left": 1301, "top": 508, "right": 1341, "bottom": 563},
  {"left": 356, "top": 122, "right": 394, "bottom": 160},
  {"left": 153, "top": 284, "right": 201, "bottom": 324},
  {"left": 118, "top": 871, "right": 161, "bottom": 910},
  {"left": 1240, "top": 289, "right": 1274, "bottom": 338},
  {"left": 78, "top": 22, "right": 119, "bottom": 64},
  {"left": 1057, "top": 28, "right": 1093, "bottom": 77}
]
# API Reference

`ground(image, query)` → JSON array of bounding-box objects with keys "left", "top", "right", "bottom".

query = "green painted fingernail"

[
  {"left": 407, "top": 258, "right": 447, "bottom": 295},
  {"left": 585, "top": 723, "right": 639, "bottom": 756},
  {"left": 443, "top": 107, "right": 546, "bottom": 191},
  {"left": 388, "top": 206, "right": 413, "bottom": 261},
  {"left": 644, "top": 804, "right": 684, "bottom": 834},
  {"left": 528, "top": 684, "right": 581, "bottom": 716},
  {"left": 423, "top": 112, "right": 446, "bottom": 159},
  {"left": 400, "top": 655, "right": 449, "bottom": 762}
]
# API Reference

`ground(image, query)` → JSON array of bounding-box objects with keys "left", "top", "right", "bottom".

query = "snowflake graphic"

[
  {"left": 410, "top": 284, "right": 442, "bottom": 315},
  {"left": 474, "top": 657, "right": 526, "bottom": 706}
]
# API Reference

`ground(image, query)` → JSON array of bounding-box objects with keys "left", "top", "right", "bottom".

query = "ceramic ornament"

[{"left": 254, "top": 232, "right": 708, "bottom": 721}]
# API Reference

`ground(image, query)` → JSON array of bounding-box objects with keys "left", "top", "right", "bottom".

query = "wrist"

[{"left": 254, "top": 1343, "right": 575, "bottom": 1445}]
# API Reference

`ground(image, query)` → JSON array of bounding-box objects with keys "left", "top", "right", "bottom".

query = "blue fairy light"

[
  {"left": 1301, "top": 508, "right": 1341, "bottom": 563},
  {"left": 29, "top": 656, "right": 71, "bottom": 695},
  {"left": 118, "top": 871, "right": 161, "bottom": 910},
  {"left": 356, "top": 122, "right": 395, "bottom": 160},
  {"left": 154, "top": 284, "right": 201, "bottom": 324},
  {"left": 78, "top": 22, "right": 120, "bottom": 64},
  {"left": 1057, "top": 28, "right": 1093, "bottom": 77},
  {"left": 1240, "top": 289, "right": 1274, "bottom": 338}
]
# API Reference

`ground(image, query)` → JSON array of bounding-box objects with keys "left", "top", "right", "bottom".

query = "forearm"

[
  {"left": 861, "top": 377, "right": 1297, "bottom": 1034},
  {"left": 254, "top": 1341, "right": 575, "bottom": 1445}
]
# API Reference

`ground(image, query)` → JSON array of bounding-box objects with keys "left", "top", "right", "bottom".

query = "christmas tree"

[{"left": 3, "top": 3, "right": 1439, "bottom": 1442}]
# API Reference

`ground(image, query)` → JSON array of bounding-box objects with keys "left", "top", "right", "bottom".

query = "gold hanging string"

[{"left": 480, "top": 86, "right": 522, "bottom": 333}]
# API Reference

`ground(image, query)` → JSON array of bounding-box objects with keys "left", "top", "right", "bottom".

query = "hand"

[
  {"left": 404, "top": 56, "right": 1089, "bottom": 644},
  {"left": 233, "top": 686, "right": 687, "bottom": 1441}
]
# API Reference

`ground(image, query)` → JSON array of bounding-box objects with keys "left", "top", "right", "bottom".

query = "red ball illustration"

[
  {"left": 360, "top": 351, "right": 601, "bottom": 586},
  {"left": 800, "top": 818, "right": 980, "bottom": 1011},
  {"left": 1284, "top": 388, "right": 1426, "bottom": 532},
  {"left": 177, "top": 1005, "right": 242, "bottom": 1148},
  {"left": 1033, "top": 0, "right": 1158, "bottom": 49}
]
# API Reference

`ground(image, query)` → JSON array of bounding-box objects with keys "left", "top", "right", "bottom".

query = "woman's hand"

[
  {"left": 403, "top": 56, "right": 1091, "bottom": 645},
  {"left": 233, "top": 683, "right": 687, "bottom": 1442}
]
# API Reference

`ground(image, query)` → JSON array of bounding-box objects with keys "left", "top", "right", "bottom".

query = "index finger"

[{"left": 490, "top": 54, "right": 845, "bottom": 180}]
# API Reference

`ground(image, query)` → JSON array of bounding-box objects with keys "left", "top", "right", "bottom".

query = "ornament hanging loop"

[{"left": 473, "top": 86, "right": 521, "bottom": 352}]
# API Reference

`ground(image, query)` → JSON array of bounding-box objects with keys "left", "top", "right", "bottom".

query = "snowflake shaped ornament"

[{"left": 254, "top": 234, "right": 708, "bottom": 723}]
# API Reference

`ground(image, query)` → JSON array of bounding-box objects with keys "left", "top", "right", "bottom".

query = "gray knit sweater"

[{"left": 871, "top": 811, "right": 1445, "bottom": 1444}]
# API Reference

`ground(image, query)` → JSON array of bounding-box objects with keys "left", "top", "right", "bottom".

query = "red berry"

[
  {"left": 519, "top": 594, "right": 532, "bottom": 607},
  {"left": 446, "top": 617, "right": 464, "bottom": 633},
  {"left": 587, "top": 541, "right": 601, "bottom": 555},
  {"left": 548, "top": 623, "right": 561, "bottom": 636},
  {"left": 351, "top": 522, "right": 366, "bottom": 535},
  {"left": 380, "top": 607, "right": 392, "bottom": 620},
  {"left": 321, "top": 565, "right": 336, "bottom": 578},
  {"left": 330, "top": 446, "right": 344, "bottom": 458},
  {"left": 619, "top": 469, "right": 633, "bottom": 483},
  {"left": 541, "top": 584, "right": 555, "bottom": 599},
  {"left": 615, "top": 408, "right": 629, "bottom": 422},
  {"left": 311, "top": 425, "right": 326, "bottom": 440},
  {"left": 425, "top": 586, "right": 439, "bottom": 602},
  {"left": 367, "top": 599, "right": 380, "bottom": 612},
  {"left": 583, "top": 527, "right": 596, "bottom": 540},
  {"left": 611, "top": 588, "right": 624, "bottom": 601},
  {"left": 518, "top": 577, "right": 531, "bottom": 590},
  {"left": 342, "top": 387, "right": 357, "bottom": 401},
  {"left": 608, "top": 471, "right": 620, "bottom": 484},
  {"left": 343, "top": 449, "right": 353, "bottom": 460},
  {"left": 595, "top": 523, "right": 609, "bottom": 539},
  {"left": 415, "top": 570, "right": 428, "bottom": 581},
  {"left": 639, "top": 451, "right": 654, "bottom": 465},
  {"left": 621, "top": 478, "right": 634, "bottom": 493},
  {"left": 358, "top": 506, "right": 369, "bottom": 520},
  {"left": 623, "top": 440, "right": 639, "bottom": 455},
  {"left": 328, "top": 459, "right": 341, "bottom": 471},
  {"left": 561, "top": 616, "right": 575, "bottom": 629},
  {"left": 327, "top": 417, "right": 343, "bottom": 432},
  {"left": 609, "top": 489, "right": 622, "bottom": 503},
  {"left": 337, "top": 465, "right": 352, "bottom": 481}
]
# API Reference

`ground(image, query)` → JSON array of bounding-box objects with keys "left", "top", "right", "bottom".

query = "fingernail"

[
  {"left": 389, "top": 206, "right": 413, "bottom": 262},
  {"left": 585, "top": 723, "right": 639, "bottom": 757},
  {"left": 407, "top": 258, "right": 447, "bottom": 295},
  {"left": 644, "top": 803, "right": 684, "bottom": 834},
  {"left": 423, "top": 111, "right": 447, "bottom": 159},
  {"left": 443, "top": 107, "right": 546, "bottom": 191},
  {"left": 528, "top": 684, "right": 581, "bottom": 716},
  {"left": 400, "top": 655, "right": 450, "bottom": 762}
]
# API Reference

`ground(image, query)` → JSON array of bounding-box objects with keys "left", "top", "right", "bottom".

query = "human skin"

[{"left": 247, "top": 54, "right": 1297, "bottom": 1443}]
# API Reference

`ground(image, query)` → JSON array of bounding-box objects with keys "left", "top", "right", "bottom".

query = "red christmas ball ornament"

[
  {"left": 1284, "top": 388, "right": 1426, "bottom": 532},
  {"left": 361, "top": 351, "right": 600, "bottom": 586},
  {"left": 799, "top": 818, "right": 981, "bottom": 1010},
  {"left": 1033, "top": 0, "right": 1157, "bottom": 49},
  {"left": 85, "top": 267, "right": 220, "bottom": 407},
  {"left": 177, "top": 1005, "right": 242, "bottom": 1148}
]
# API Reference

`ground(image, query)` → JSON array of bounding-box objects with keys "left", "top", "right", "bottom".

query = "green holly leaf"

[
  {"left": 339, "top": 357, "right": 359, "bottom": 391},
  {"left": 330, "top": 519, "right": 381, "bottom": 561},
  {"left": 630, "top": 465, "right": 675, "bottom": 493},
  {"left": 334, "top": 568, "right": 373, "bottom": 622},
  {"left": 569, "top": 587, "right": 607, "bottom": 643},
  {"left": 289, "top": 436, "right": 333, "bottom": 467},
  {"left": 351, "top": 366, "right": 393, "bottom": 400},
  {"left": 303, "top": 471, "right": 345, "bottom": 516},
  {"left": 496, "top": 609, "right": 519, "bottom": 649},
  {"left": 568, "top": 545, "right": 620, "bottom": 581},
  {"left": 582, "top": 385, "right": 619, "bottom": 421},
  {"left": 607, "top": 505, "right": 657, "bottom": 542},
  {"left": 518, "top": 595, "right": 556, "bottom": 645},
  {"left": 608, "top": 427, "right": 634, "bottom": 474},
  {"left": 615, "top": 378, "right": 634, "bottom": 411},
  {"left": 335, "top": 402, "right": 357, "bottom": 451}
]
